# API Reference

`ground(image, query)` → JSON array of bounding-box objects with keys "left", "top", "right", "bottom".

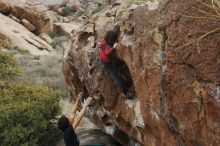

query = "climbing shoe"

[{"left": 120, "top": 92, "right": 126, "bottom": 99}]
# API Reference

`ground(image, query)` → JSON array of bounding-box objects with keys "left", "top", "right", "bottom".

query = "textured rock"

[
  {"left": 54, "top": 22, "right": 82, "bottom": 36},
  {"left": 0, "top": 0, "right": 10, "bottom": 14},
  {"left": 21, "top": 19, "right": 36, "bottom": 31},
  {"left": 85, "top": 2, "right": 99, "bottom": 16},
  {"left": 12, "top": 6, "right": 53, "bottom": 34},
  {"left": 66, "top": 0, "right": 81, "bottom": 9},
  {"left": 85, "top": 19, "right": 95, "bottom": 34},
  {"left": 63, "top": 17, "right": 69, "bottom": 23},
  {"left": 39, "top": 33, "right": 53, "bottom": 44},
  {"left": 111, "top": 0, "right": 123, "bottom": 6},
  {"left": 94, "top": 13, "right": 115, "bottom": 41},
  {"left": 105, "top": 6, "right": 118, "bottom": 17},
  {"left": 48, "top": 4, "right": 63, "bottom": 12},
  {"left": 63, "top": 0, "right": 220, "bottom": 145},
  {"left": 9, "top": 15, "right": 21, "bottom": 23}
]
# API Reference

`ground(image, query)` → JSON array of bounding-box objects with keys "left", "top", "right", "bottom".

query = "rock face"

[
  {"left": 21, "top": 19, "right": 36, "bottom": 31},
  {"left": 64, "top": 0, "right": 220, "bottom": 146}
]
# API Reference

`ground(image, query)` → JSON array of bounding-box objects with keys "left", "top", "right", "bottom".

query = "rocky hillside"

[{"left": 63, "top": 0, "right": 220, "bottom": 146}]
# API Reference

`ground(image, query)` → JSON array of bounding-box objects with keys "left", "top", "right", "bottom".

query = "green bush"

[
  {"left": 50, "top": 39, "right": 62, "bottom": 49},
  {"left": 0, "top": 49, "right": 23, "bottom": 80},
  {"left": 62, "top": 7, "right": 77, "bottom": 16},
  {"left": 13, "top": 46, "right": 30, "bottom": 54},
  {"left": 0, "top": 49, "right": 62, "bottom": 146},
  {"left": 0, "top": 82, "right": 61, "bottom": 146},
  {"left": 48, "top": 32, "right": 57, "bottom": 38},
  {"left": 76, "top": 10, "right": 85, "bottom": 16},
  {"left": 133, "top": 0, "right": 156, "bottom": 5}
]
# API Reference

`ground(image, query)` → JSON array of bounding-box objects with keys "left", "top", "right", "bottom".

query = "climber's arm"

[
  {"left": 69, "top": 92, "right": 83, "bottom": 122},
  {"left": 72, "top": 97, "right": 92, "bottom": 129}
]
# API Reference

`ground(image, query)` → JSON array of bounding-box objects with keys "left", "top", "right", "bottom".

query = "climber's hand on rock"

[
  {"left": 114, "top": 22, "right": 119, "bottom": 26},
  {"left": 77, "top": 92, "right": 84, "bottom": 101},
  {"left": 113, "top": 43, "right": 118, "bottom": 48},
  {"left": 82, "top": 97, "right": 92, "bottom": 107}
]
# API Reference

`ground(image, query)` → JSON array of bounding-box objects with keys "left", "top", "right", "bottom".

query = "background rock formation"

[
  {"left": 0, "top": 0, "right": 58, "bottom": 55},
  {"left": 63, "top": 0, "right": 220, "bottom": 145},
  {"left": 8, "top": 0, "right": 54, "bottom": 34},
  {"left": 0, "top": 13, "right": 52, "bottom": 55}
]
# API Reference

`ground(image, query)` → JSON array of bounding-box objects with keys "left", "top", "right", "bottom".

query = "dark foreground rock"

[{"left": 57, "top": 129, "right": 123, "bottom": 146}]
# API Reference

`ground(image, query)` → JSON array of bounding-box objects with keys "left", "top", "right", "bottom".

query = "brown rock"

[
  {"left": 54, "top": 22, "right": 82, "bottom": 36},
  {"left": 0, "top": 0, "right": 11, "bottom": 14},
  {"left": 48, "top": 4, "right": 64, "bottom": 13},
  {"left": 111, "top": 0, "right": 123, "bottom": 6},
  {"left": 105, "top": 6, "right": 119, "bottom": 17},
  {"left": 94, "top": 13, "right": 115, "bottom": 41},
  {"left": 57, "top": 7, "right": 64, "bottom": 15},
  {"left": 21, "top": 19, "right": 36, "bottom": 31},
  {"left": 39, "top": 33, "right": 53, "bottom": 44},
  {"left": 9, "top": 15, "right": 21, "bottom": 23},
  {"left": 85, "top": 23, "right": 95, "bottom": 34},
  {"left": 66, "top": 0, "right": 81, "bottom": 9},
  {"left": 31, "top": 4, "right": 49, "bottom": 13},
  {"left": 63, "top": 17, "right": 69, "bottom": 23},
  {"left": 44, "top": 10, "right": 60, "bottom": 23},
  {"left": 85, "top": 2, "right": 99, "bottom": 16},
  {"left": 9, "top": 3, "right": 53, "bottom": 34}
]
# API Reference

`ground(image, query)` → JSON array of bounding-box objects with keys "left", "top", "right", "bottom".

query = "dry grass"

[{"left": 181, "top": 0, "right": 220, "bottom": 53}]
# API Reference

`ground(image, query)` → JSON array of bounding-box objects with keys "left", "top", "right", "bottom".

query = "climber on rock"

[
  {"left": 99, "top": 24, "right": 133, "bottom": 100},
  {"left": 57, "top": 92, "right": 92, "bottom": 146}
]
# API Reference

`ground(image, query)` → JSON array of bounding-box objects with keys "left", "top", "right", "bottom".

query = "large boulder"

[
  {"left": 54, "top": 22, "right": 82, "bottom": 36},
  {"left": 0, "top": 13, "right": 52, "bottom": 55},
  {"left": 39, "top": 33, "right": 53, "bottom": 44},
  {"left": 10, "top": 5, "right": 53, "bottom": 34},
  {"left": 0, "top": 0, "right": 11, "bottom": 14},
  {"left": 63, "top": 0, "right": 220, "bottom": 146},
  {"left": 21, "top": 19, "right": 36, "bottom": 31}
]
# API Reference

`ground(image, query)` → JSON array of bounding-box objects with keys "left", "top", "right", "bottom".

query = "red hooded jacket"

[{"left": 99, "top": 39, "right": 115, "bottom": 63}]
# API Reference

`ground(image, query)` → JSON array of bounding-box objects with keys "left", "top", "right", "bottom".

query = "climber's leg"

[
  {"left": 103, "top": 63, "right": 133, "bottom": 99},
  {"left": 104, "top": 62, "right": 126, "bottom": 92},
  {"left": 99, "top": 61, "right": 133, "bottom": 99}
]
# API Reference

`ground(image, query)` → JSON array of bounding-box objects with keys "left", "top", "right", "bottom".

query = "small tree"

[
  {"left": 0, "top": 49, "right": 61, "bottom": 146},
  {"left": 0, "top": 50, "right": 22, "bottom": 80},
  {"left": 62, "top": 7, "right": 77, "bottom": 16}
]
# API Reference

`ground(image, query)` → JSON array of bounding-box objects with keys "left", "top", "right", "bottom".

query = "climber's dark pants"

[{"left": 101, "top": 61, "right": 126, "bottom": 93}]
